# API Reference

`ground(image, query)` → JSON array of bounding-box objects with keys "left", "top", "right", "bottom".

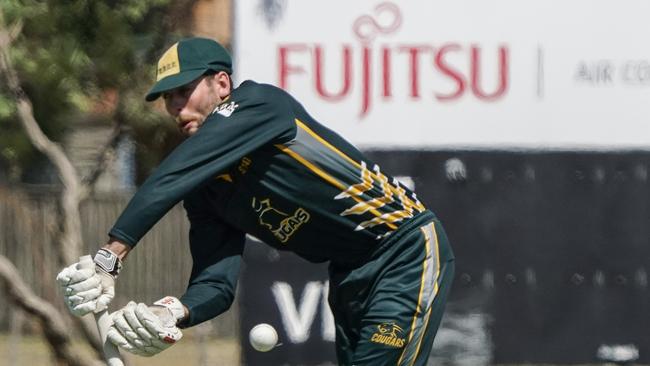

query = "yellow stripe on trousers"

[{"left": 397, "top": 222, "right": 441, "bottom": 366}]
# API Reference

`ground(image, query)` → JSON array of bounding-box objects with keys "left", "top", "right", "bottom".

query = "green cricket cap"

[{"left": 145, "top": 37, "right": 232, "bottom": 101}]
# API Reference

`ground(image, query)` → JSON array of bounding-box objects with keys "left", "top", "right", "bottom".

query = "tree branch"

[
  {"left": 0, "top": 255, "right": 103, "bottom": 366},
  {"left": 0, "top": 7, "right": 112, "bottom": 361},
  {"left": 7, "top": 18, "right": 22, "bottom": 42},
  {"left": 81, "top": 114, "right": 127, "bottom": 199},
  {"left": 0, "top": 16, "right": 79, "bottom": 195},
  {"left": 0, "top": 7, "right": 83, "bottom": 265}
]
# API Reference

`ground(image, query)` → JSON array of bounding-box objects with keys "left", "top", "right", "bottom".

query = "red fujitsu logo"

[{"left": 277, "top": 2, "right": 509, "bottom": 118}]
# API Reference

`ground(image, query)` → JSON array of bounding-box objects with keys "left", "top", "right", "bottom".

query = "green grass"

[
  {"left": 2, "top": 333, "right": 648, "bottom": 366},
  {"left": 0, "top": 330, "right": 240, "bottom": 366}
]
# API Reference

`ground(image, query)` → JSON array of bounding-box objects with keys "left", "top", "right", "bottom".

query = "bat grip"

[
  {"left": 95, "top": 309, "right": 124, "bottom": 366},
  {"left": 78, "top": 255, "right": 124, "bottom": 365}
]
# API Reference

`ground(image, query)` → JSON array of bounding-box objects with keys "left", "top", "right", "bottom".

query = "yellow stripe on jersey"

[
  {"left": 294, "top": 119, "right": 424, "bottom": 213},
  {"left": 356, "top": 209, "right": 412, "bottom": 231},
  {"left": 215, "top": 173, "right": 233, "bottom": 183},
  {"left": 339, "top": 162, "right": 394, "bottom": 215},
  {"left": 274, "top": 143, "right": 398, "bottom": 230},
  {"left": 295, "top": 119, "right": 359, "bottom": 167},
  {"left": 335, "top": 161, "right": 374, "bottom": 201},
  {"left": 274, "top": 144, "right": 347, "bottom": 191}
]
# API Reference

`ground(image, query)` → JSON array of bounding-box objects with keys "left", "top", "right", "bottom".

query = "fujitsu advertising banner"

[{"left": 234, "top": 1, "right": 650, "bottom": 149}]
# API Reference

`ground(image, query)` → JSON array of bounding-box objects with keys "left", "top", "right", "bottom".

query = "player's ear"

[{"left": 214, "top": 71, "right": 231, "bottom": 98}]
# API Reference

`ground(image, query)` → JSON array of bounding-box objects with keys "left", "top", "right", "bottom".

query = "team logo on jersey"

[
  {"left": 215, "top": 101, "right": 238, "bottom": 117},
  {"left": 252, "top": 197, "right": 310, "bottom": 243},
  {"left": 370, "top": 322, "right": 406, "bottom": 348}
]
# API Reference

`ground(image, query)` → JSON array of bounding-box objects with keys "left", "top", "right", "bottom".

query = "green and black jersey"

[{"left": 109, "top": 80, "right": 433, "bottom": 325}]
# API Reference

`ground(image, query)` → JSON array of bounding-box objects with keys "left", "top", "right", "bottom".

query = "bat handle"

[
  {"left": 78, "top": 255, "right": 124, "bottom": 365},
  {"left": 95, "top": 309, "right": 124, "bottom": 366}
]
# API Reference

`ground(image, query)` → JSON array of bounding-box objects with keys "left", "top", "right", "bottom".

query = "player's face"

[{"left": 163, "top": 72, "right": 231, "bottom": 136}]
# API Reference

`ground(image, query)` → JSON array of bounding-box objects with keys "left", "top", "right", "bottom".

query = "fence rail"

[{"left": 0, "top": 187, "right": 238, "bottom": 337}]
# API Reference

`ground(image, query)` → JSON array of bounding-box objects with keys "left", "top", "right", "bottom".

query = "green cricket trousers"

[{"left": 328, "top": 211, "right": 455, "bottom": 366}]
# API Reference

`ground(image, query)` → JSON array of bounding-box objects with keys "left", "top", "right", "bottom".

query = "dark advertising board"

[
  {"left": 240, "top": 150, "right": 650, "bottom": 365},
  {"left": 240, "top": 240, "right": 336, "bottom": 365}
]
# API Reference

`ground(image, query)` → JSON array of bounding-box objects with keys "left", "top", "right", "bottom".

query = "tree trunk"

[
  {"left": 0, "top": 255, "right": 103, "bottom": 366},
  {"left": 0, "top": 8, "right": 119, "bottom": 361}
]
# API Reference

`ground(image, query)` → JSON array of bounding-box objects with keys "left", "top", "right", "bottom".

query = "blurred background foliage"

[{"left": 0, "top": 0, "right": 197, "bottom": 184}]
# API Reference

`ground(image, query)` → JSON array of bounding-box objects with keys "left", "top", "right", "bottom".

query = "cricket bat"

[{"left": 79, "top": 255, "right": 124, "bottom": 366}]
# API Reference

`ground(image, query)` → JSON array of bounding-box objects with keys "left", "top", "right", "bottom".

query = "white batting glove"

[
  {"left": 55, "top": 250, "right": 120, "bottom": 316},
  {"left": 107, "top": 296, "right": 185, "bottom": 357}
]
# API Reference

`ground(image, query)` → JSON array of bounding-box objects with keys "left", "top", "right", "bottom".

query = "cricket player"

[{"left": 56, "top": 37, "right": 455, "bottom": 365}]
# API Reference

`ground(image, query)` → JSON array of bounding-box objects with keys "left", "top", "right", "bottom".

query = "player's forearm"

[
  {"left": 179, "top": 253, "right": 241, "bottom": 327},
  {"left": 180, "top": 284, "right": 236, "bottom": 327}
]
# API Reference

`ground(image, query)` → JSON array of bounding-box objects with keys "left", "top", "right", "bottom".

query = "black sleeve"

[
  {"left": 178, "top": 191, "right": 245, "bottom": 328},
  {"left": 108, "top": 83, "right": 295, "bottom": 246}
]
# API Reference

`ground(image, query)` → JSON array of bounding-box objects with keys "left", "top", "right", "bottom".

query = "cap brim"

[{"left": 145, "top": 69, "right": 207, "bottom": 102}]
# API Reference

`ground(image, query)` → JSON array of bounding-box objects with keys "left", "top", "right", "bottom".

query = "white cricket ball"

[{"left": 249, "top": 323, "right": 278, "bottom": 352}]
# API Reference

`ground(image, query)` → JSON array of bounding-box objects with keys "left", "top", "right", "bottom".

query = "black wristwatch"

[{"left": 93, "top": 248, "right": 122, "bottom": 278}]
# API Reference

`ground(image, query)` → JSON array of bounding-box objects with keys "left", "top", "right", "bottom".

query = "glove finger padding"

[
  {"left": 56, "top": 262, "right": 102, "bottom": 316},
  {"left": 107, "top": 301, "right": 182, "bottom": 357},
  {"left": 107, "top": 321, "right": 150, "bottom": 357},
  {"left": 135, "top": 303, "right": 182, "bottom": 347},
  {"left": 57, "top": 252, "right": 120, "bottom": 317},
  {"left": 123, "top": 302, "right": 158, "bottom": 348},
  {"left": 63, "top": 276, "right": 102, "bottom": 295},
  {"left": 113, "top": 304, "right": 148, "bottom": 348},
  {"left": 67, "top": 287, "right": 102, "bottom": 307},
  {"left": 56, "top": 264, "right": 97, "bottom": 286}
]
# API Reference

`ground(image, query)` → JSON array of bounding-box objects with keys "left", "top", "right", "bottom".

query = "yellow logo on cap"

[{"left": 156, "top": 43, "right": 180, "bottom": 81}]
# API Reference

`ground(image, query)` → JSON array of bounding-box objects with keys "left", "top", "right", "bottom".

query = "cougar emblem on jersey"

[
  {"left": 252, "top": 197, "right": 310, "bottom": 243},
  {"left": 370, "top": 322, "right": 406, "bottom": 348}
]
